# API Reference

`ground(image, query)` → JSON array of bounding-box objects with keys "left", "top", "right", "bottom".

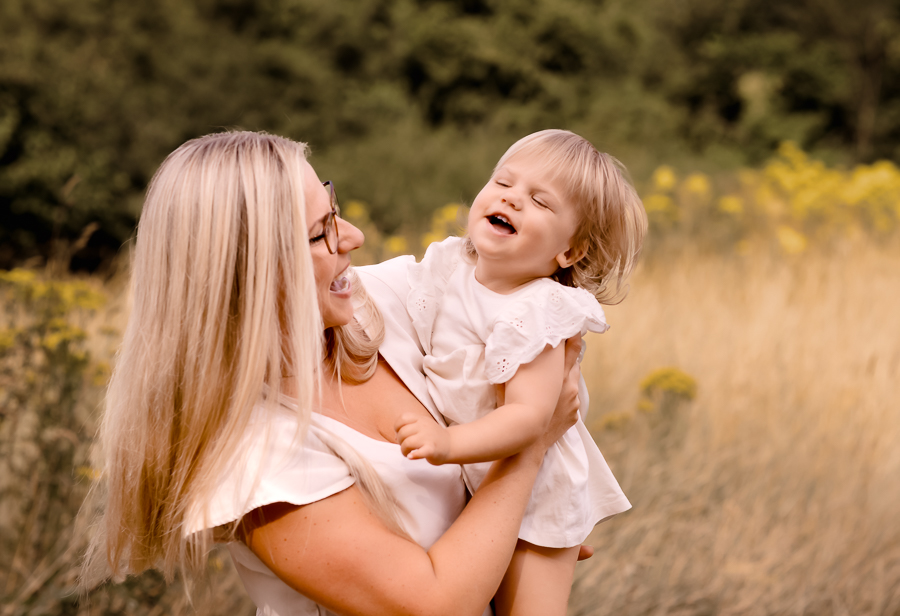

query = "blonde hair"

[
  {"left": 82, "top": 131, "right": 398, "bottom": 588},
  {"left": 467, "top": 129, "right": 647, "bottom": 304},
  {"left": 325, "top": 269, "right": 384, "bottom": 385}
]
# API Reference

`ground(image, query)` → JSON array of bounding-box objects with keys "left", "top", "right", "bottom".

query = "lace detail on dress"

[
  {"left": 495, "top": 357, "right": 511, "bottom": 375},
  {"left": 484, "top": 280, "right": 609, "bottom": 384}
]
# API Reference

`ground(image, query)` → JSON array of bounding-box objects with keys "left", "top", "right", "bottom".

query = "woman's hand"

[{"left": 537, "top": 336, "right": 583, "bottom": 449}]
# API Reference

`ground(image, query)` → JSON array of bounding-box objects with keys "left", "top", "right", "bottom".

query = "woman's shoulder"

[{"left": 184, "top": 407, "right": 355, "bottom": 536}]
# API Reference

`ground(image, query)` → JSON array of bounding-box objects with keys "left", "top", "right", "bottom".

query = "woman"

[{"left": 84, "top": 131, "right": 583, "bottom": 615}]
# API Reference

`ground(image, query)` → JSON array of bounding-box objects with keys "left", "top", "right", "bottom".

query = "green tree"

[{"left": 2, "top": 0, "right": 898, "bottom": 268}]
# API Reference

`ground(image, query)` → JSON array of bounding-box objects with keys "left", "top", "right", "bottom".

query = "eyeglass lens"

[{"left": 322, "top": 181, "right": 340, "bottom": 254}]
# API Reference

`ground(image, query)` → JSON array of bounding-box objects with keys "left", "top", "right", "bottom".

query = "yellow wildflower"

[
  {"left": 652, "top": 166, "right": 677, "bottom": 191},
  {"left": 384, "top": 235, "right": 408, "bottom": 255},
  {"left": 683, "top": 173, "right": 711, "bottom": 198},
  {"left": 718, "top": 195, "right": 744, "bottom": 215},
  {"left": 776, "top": 225, "right": 808, "bottom": 255}
]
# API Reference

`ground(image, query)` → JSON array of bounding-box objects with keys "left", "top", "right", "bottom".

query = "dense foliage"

[{"left": 2, "top": 0, "right": 899, "bottom": 269}]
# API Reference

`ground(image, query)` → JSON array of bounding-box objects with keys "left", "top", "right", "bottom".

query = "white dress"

[
  {"left": 407, "top": 237, "right": 631, "bottom": 548},
  {"left": 185, "top": 258, "right": 490, "bottom": 616}
]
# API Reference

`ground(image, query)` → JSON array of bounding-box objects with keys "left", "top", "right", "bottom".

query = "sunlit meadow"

[{"left": 1, "top": 144, "right": 898, "bottom": 615}]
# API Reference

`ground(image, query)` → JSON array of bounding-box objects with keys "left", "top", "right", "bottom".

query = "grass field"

[
  {"left": 1, "top": 239, "right": 897, "bottom": 615},
  {"left": 571, "top": 243, "right": 900, "bottom": 616}
]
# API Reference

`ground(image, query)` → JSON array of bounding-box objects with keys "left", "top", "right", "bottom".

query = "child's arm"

[{"left": 396, "top": 342, "right": 566, "bottom": 464}]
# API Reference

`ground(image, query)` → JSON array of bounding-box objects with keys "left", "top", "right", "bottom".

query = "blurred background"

[{"left": 0, "top": 0, "right": 898, "bottom": 614}]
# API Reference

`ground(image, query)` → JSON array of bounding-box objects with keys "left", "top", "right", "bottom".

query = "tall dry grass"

[
  {"left": 3, "top": 240, "right": 897, "bottom": 615},
  {"left": 572, "top": 243, "right": 900, "bottom": 616}
]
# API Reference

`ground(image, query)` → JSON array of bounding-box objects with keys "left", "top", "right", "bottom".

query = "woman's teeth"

[{"left": 330, "top": 276, "right": 350, "bottom": 292}]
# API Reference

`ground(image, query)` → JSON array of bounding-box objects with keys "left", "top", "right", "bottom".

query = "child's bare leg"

[{"left": 494, "top": 540, "right": 579, "bottom": 616}]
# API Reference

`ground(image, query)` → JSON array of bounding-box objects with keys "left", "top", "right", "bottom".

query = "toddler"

[{"left": 396, "top": 129, "right": 647, "bottom": 616}]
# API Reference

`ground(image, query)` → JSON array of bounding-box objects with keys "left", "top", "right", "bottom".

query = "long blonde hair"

[
  {"left": 466, "top": 129, "right": 647, "bottom": 304},
  {"left": 83, "top": 132, "right": 326, "bottom": 583}
]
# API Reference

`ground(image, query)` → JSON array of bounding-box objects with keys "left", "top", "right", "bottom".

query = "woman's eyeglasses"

[{"left": 310, "top": 181, "right": 341, "bottom": 254}]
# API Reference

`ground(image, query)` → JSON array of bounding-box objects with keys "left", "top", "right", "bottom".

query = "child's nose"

[{"left": 501, "top": 196, "right": 522, "bottom": 210}]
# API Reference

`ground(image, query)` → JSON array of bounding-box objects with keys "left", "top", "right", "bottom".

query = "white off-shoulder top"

[{"left": 187, "top": 257, "right": 489, "bottom": 616}]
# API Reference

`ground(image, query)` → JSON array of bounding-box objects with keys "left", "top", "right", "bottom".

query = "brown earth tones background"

[{"left": 2, "top": 0, "right": 899, "bottom": 613}]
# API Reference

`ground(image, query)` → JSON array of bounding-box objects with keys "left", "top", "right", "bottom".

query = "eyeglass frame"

[{"left": 310, "top": 180, "right": 341, "bottom": 254}]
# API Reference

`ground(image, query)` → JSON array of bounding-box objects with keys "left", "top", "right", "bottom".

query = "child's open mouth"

[{"left": 488, "top": 214, "right": 516, "bottom": 234}]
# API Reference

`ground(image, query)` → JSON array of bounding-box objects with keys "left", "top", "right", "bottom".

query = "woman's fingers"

[
  {"left": 559, "top": 335, "right": 582, "bottom": 415},
  {"left": 563, "top": 335, "right": 582, "bottom": 374},
  {"left": 540, "top": 337, "right": 584, "bottom": 447}
]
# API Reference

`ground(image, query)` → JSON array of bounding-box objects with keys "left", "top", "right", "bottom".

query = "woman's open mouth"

[
  {"left": 330, "top": 275, "right": 351, "bottom": 293},
  {"left": 488, "top": 214, "right": 516, "bottom": 234}
]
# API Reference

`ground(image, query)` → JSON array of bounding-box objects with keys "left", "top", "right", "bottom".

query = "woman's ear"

[{"left": 555, "top": 243, "right": 588, "bottom": 269}]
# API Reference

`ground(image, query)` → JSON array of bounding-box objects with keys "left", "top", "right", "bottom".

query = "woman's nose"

[{"left": 337, "top": 216, "right": 365, "bottom": 253}]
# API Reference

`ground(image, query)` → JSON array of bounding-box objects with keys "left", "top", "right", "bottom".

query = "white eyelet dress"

[{"left": 407, "top": 237, "right": 632, "bottom": 549}]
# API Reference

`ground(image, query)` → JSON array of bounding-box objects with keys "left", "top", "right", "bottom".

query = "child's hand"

[{"left": 395, "top": 413, "right": 452, "bottom": 465}]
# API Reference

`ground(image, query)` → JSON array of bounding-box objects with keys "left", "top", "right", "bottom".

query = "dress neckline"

[
  {"left": 312, "top": 412, "right": 401, "bottom": 448},
  {"left": 469, "top": 264, "right": 546, "bottom": 298}
]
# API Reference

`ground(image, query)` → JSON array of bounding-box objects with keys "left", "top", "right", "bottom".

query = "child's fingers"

[
  {"left": 398, "top": 431, "right": 419, "bottom": 456},
  {"left": 407, "top": 443, "right": 434, "bottom": 460},
  {"left": 396, "top": 421, "right": 425, "bottom": 444},
  {"left": 393, "top": 412, "right": 420, "bottom": 433},
  {"left": 399, "top": 430, "right": 430, "bottom": 457}
]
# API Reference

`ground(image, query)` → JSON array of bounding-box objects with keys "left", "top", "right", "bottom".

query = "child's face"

[{"left": 468, "top": 152, "right": 581, "bottom": 281}]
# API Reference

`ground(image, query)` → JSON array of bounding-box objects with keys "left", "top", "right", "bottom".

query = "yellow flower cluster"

[
  {"left": 643, "top": 142, "right": 900, "bottom": 254},
  {"left": 639, "top": 367, "right": 698, "bottom": 402},
  {"left": 0, "top": 269, "right": 106, "bottom": 387},
  {"left": 335, "top": 142, "right": 900, "bottom": 264},
  {"left": 592, "top": 366, "right": 699, "bottom": 434},
  {"left": 420, "top": 204, "right": 467, "bottom": 249},
  {"left": 0, "top": 269, "right": 105, "bottom": 315}
]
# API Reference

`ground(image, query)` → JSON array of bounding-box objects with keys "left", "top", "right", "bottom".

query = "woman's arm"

[
  {"left": 396, "top": 343, "right": 564, "bottom": 464},
  {"left": 241, "top": 338, "right": 582, "bottom": 616},
  {"left": 243, "top": 450, "right": 541, "bottom": 616}
]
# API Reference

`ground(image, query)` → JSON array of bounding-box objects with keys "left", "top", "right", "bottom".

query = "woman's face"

[{"left": 303, "top": 161, "right": 365, "bottom": 330}]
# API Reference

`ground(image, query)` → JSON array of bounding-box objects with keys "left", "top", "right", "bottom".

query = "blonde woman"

[{"left": 84, "top": 131, "right": 584, "bottom": 615}]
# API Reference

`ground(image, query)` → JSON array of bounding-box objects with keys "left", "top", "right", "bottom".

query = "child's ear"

[{"left": 555, "top": 243, "right": 588, "bottom": 269}]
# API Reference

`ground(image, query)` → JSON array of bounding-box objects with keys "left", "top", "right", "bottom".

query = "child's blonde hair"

[
  {"left": 81, "top": 131, "right": 400, "bottom": 588},
  {"left": 468, "top": 129, "right": 647, "bottom": 304}
]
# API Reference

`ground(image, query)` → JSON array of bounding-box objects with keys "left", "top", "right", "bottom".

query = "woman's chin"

[{"left": 320, "top": 302, "right": 355, "bottom": 330}]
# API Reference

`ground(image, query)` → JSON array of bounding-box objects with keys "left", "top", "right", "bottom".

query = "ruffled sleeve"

[
  {"left": 484, "top": 282, "right": 609, "bottom": 384},
  {"left": 184, "top": 410, "right": 355, "bottom": 536},
  {"left": 406, "top": 236, "right": 466, "bottom": 354}
]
